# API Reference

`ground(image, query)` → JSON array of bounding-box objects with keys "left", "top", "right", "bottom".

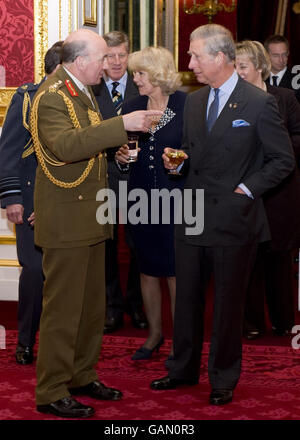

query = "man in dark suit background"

[
  {"left": 92, "top": 31, "right": 147, "bottom": 333},
  {"left": 264, "top": 34, "right": 300, "bottom": 103},
  {"left": 0, "top": 42, "right": 63, "bottom": 365},
  {"left": 150, "top": 24, "right": 295, "bottom": 405}
]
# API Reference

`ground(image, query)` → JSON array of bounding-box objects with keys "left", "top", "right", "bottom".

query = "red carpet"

[{"left": 0, "top": 330, "right": 299, "bottom": 420}]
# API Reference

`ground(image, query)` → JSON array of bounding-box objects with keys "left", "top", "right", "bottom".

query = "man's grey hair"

[
  {"left": 61, "top": 40, "right": 89, "bottom": 63},
  {"left": 190, "top": 24, "right": 235, "bottom": 62},
  {"left": 103, "top": 31, "right": 129, "bottom": 52}
]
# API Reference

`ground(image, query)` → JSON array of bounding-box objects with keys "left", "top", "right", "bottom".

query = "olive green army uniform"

[{"left": 30, "top": 66, "right": 127, "bottom": 405}]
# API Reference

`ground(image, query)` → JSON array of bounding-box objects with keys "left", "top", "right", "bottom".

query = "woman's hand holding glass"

[{"left": 116, "top": 136, "right": 141, "bottom": 164}]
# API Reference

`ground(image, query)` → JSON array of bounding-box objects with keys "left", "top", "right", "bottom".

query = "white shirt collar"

[
  {"left": 105, "top": 71, "right": 128, "bottom": 87},
  {"left": 270, "top": 67, "right": 287, "bottom": 84},
  {"left": 63, "top": 66, "right": 86, "bottom": 92}
]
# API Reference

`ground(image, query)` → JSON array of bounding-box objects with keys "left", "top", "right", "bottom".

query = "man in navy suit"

[
  {"left": 0, "top": 42, "right": 63, "bottom": 364},
  {"left": 150, "top": 24, "right": 295, "bottom": 405},
  {"left": 92, "top": 32, "right": 147, "bottom": 333},
  {"left": 264, "top": 34, "right": 300, "bottom": 103}
]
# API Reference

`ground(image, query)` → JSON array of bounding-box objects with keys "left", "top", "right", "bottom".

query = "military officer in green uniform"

[{"left": 31, "top": 29, "right": 161, "bottom": 419}]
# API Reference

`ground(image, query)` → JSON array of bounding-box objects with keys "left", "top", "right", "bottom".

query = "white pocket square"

[{"left": 232, "top": 119, "right": 251, "bottom": 127}]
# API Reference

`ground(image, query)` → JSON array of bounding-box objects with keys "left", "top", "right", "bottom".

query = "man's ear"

[
  {"left": 215, "top": 51, "right": 225, "bottom": 66},
  {"left": 75, "top": 55, "right": 86, "bottom": 73}
]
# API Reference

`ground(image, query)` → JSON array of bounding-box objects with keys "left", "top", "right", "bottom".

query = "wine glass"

[
  {"left": 166, "top": 149, "right": 185, "bottom": 175},
  {"left": 127, "top": 134, "right": 139, "bottom": 162}
]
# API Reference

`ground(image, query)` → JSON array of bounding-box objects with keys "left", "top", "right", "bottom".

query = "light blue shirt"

[
  {"left": 105, "top": 72, "right": 128, "bottom": 99},
  {"left": 207, "top": 70, "right": 238, "bottom": 118}
]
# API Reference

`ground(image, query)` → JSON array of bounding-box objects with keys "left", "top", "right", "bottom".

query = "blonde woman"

[
  {"left": 235, "top": 40, "right": 300, "bottom": 338},
  {"left": 116, "top": 46, "right": 186, "bottom": 362}
]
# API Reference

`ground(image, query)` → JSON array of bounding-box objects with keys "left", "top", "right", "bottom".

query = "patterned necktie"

[
  {"left": 207, "top": 88, "right": 220, "bottom": 132},
  {"left": 111, "top": 81, "right": 123, "bottom": 115},
  {"left": 272, "top": 75, "right": 278, "bottom": 86}
]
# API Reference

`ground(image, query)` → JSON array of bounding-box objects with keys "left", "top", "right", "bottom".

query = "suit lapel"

[
  {"left": 206, "top": 78, "right": 246, "bottom": 147},
  {"left": 194, "top": 78, "right": 247, "bottom": 166},
  {"left": 124, "top": 75, "right": 139, "bottom": 101}
]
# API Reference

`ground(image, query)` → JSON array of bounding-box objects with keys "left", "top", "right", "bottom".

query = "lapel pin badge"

[{"left": 229, "top": 103, "right": 238, "bottom": 109}]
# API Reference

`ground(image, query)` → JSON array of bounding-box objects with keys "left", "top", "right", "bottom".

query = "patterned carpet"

[{"left": 0, "top": 331, "right": 300, "bottom": 420}]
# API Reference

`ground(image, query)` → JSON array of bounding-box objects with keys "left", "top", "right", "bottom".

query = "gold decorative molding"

[
  {"left": 0, "top": 259, "right": 20, "bottom": 267},
  {"left": 174, "top": 0, "right": 179, "bottom": 71},
  {"left": 0, "top": 235, "right": 16, "bottom": 245},
  {"left": 181, "top": 71, "right": 198, "bottom": 85},
  {"left": 34, "top": 0, "right": 48, "bottom": 84},
  {"left": 69, "top": 0, "right": 72, "bottom": 33},
  {"left": 59, "top": 0, "right": 62, "bottom": 40},
  {"left": 0, "top": 88, "right": 16, "bottom": 126}
]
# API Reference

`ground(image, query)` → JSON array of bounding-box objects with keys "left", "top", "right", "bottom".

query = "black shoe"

[
  {"left": 15, "top": 344, "right": 34, "bottom": 365},
  {"left": 103, "top": 316, "right": 124, "bottom": 334},
  {"left": 131, "top": 311, "right": 148, "bottom": 329},
  {"left": 131, "top": 336, "right": 164, "bottom": 360},
  {"left": 243, "top": 329, "right": 261, "bottom": 340},
  {"left": 209, "top": 389, "right": 233, "bottom": 405},
  {"left": 150, "top": 375, "right": 198, "bottom": 390},
  {"left": 272, "top": 326, "right": 289, "bottom": 336},
  {"left": 69, "top": 380, "right": 123, "bottom": 401},
  {"left": 37, "top": 397, "right": 95, "bottom": 418}
]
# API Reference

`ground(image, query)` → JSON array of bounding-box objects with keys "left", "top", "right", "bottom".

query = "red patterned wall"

[
  {"left": 0, "top": 0, "right": 34, "bottom": 87},
  {"left": 178, "top": 0, "right": 238, "bottom": 72}
]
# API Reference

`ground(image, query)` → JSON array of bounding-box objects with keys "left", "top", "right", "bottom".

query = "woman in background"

[
  {"left": 116, "top": 46, "right": 186, "bottom": 362},
  {"left": 235, "top": 40, "right": 300, "bottom": 338}
]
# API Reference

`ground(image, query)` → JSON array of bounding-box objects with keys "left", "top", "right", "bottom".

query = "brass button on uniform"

[
  {"left": 149, "top": 155, "right": 154, "bottom": 160},
  {"left": 149, "top": 146, "right": 154, "bottom": 150},
  {"left": 149, "top": 165, "right": 154, "bottom": 169},
  {"left": 78, "top": 195, "right": 83, "bottom": 200},
  {"left": 27, "top": 181, "right": 31, "bottom": 186}
]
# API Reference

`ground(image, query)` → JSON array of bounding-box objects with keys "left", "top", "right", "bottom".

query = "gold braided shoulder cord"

[
  {"left": 22, "top": 91, "right": 31, "bottom": 131},
  {"left": 30, "top": 89, "right": 102, "bottom": 189}
]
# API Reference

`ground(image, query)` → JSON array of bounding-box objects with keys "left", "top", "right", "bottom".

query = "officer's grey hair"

[
  {"left": 190, "top": 24, "right": 235, "bottom": 62},
  {"left": 61, "top": 40, "right": 89, "bottom": 63},
  {"left": 103, "top": 31, "right": 129, "bottom": 52}
]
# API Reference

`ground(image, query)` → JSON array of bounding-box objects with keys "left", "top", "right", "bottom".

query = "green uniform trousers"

[{"left": 36, "top": 241, "right": 105, "bottom": 405}]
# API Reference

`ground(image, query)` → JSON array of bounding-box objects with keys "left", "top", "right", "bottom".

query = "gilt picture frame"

[{"left": 83, "top": 0, "right": 97, "bottom": 27}]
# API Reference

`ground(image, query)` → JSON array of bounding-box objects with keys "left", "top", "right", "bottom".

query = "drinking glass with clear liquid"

[
  {"left": 166, "top": 149, "right": 185, "bottom": 175},
  {"left": 127, "top": 134, "right": 139, "bottom": 162}
]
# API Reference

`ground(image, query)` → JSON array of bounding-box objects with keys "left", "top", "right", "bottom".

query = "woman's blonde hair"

[
  {"left": 235, "top": 40, "right": 271, "bottom": 81},
  {"left": 128, "top": 46, "right": 182, "bottom": 95}
]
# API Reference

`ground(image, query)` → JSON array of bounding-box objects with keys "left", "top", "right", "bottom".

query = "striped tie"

[
  {"left": 111, "top": 81, "right": 123, "bottom": 115},
  {"left": 207, "top": 88, "right": 220, "bottom": 132}
]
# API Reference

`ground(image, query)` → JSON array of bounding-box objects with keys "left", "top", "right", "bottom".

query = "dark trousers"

[
  {"left": 15, "top": 221, "right": 43, "bottom": 347},
  {"left": 244, "top": 245, "right": 295, "bottom": 332},
  {"left": 105, "top": 221, "right": 142, "bottom": 318},
  {"left": 170, "top": 240, "right": 257, "bottom": 390}
]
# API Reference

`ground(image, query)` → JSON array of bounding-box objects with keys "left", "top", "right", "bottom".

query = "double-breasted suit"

[
  {"left": 92, "top": 77, "right": 143, "bottom": 322},
  {"left": 266, "top": 68, "right": 300, "bottom": 104},
  {"left": 170, "top": 77, "right": 295, "bottom": 390},
  {"left": 31, "top": 66, "right": 128, "bottom": 405}
]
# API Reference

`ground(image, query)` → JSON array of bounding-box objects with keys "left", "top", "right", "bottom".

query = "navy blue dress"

[{"left": 122, "top": 91, "right": 186, "bottom": 276}]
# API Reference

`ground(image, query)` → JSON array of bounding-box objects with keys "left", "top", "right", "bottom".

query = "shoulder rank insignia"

[
  {"left": 21, "top": 85, "right": 28, "bottom": 90},
  {"left": 49, "top": 80, "right": 63, "bottom": 93},
  {"left": 65, "top": 79, "right": 78, "bottom": 96}
]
